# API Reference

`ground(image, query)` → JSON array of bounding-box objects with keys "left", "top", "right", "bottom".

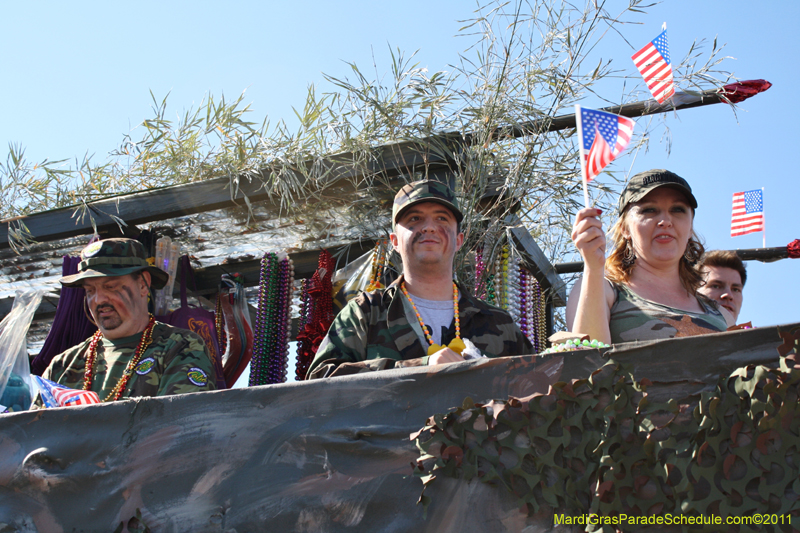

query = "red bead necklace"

[{"left": 83, "top": 314, "right": 156, "bottom": 402}]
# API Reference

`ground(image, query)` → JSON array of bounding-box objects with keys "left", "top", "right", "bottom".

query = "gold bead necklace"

[{"left": 401, "top": 282, "right": 465, "bottom": 356}]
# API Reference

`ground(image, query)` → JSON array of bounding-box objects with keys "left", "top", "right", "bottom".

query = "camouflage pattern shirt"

[
  {"left": 608, "top": 281, "right": 728, "bottom": 343},
  {"left": 42, "top": 322, "right": 217, "bottom": 398},
  {"left": 307, "top": 276, "right": 534, "bottom": 379}
]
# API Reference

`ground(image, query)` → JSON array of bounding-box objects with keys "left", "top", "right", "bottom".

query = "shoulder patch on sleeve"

[
  {"left": 135, "top": 357, "right": 156, "bottom": 375},
  {"left": 187, "top": 367, "right": 209, "bottom": 387}
]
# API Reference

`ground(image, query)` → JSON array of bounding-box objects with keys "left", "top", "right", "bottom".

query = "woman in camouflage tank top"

[{"left": 566, "top": 170, "right": 732, "bottom": 344}]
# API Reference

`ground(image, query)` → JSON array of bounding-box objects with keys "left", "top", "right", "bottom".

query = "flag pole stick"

[
  {"left": 575, "top": 104, "right": 590, "bottom": 207},
  {"left": 762, "top": 187, "right": 766, "bottom": 248}
]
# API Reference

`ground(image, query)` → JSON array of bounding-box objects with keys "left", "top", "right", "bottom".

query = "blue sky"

[{"left": 2, "top": 1, "right": 798, "bottom": 335}]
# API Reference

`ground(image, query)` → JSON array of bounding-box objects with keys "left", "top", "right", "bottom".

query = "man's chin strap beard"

[
  {"left": 145, "top": 283, "right": 154, "bottom": 314},
  {"left": 140, "top": 278, "right": 154, "bottom": 312},
  {"left": 83, "top": 296, "right": 97, "bottom": 327}
]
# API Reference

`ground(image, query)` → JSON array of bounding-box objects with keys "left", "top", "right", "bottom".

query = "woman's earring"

[
  {"left": 683, "top": 245, "right": 698, "bottom": 266},
  {"left": 622, "top": 240, "right": 636, "bottom": 268}
]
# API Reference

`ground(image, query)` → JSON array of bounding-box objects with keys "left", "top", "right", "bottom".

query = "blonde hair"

[{"left": 605, "top": 208, "right": 705, "bottom": 294}]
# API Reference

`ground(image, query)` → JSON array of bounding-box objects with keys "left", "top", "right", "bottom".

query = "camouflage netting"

[{"left": 412, "top": 325, "right": 800, "bottom": 532}]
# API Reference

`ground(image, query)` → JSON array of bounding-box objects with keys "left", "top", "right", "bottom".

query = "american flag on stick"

[
  {"left": 731, "top": 189, "right": 765, "bottom": 237},
  {"left": 575, "top": 105, "right": 635, "bottom": 206},
  {"left": 632, "top": 24, "right": 676, "bottom": 104},
  {"left": 33, "top": 376, "right": 101, "bottom": 408},
  {"left": 576, "top": 106, "right": 635, "bottom": 180}
]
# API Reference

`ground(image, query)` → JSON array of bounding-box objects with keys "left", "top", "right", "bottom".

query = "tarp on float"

[{"left": 0, "top": 323, "right": 797, "bottom": 532}]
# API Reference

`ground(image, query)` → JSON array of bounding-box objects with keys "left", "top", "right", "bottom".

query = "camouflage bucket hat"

[
  {"left": 60, "top": 238, "right": 169, "bottom": 290},
  {"left": 618, "top": 169, "right": 698, "bottom": 215},
  {"left": 392, "top": 180, "right": 463, "bottom": 230}
]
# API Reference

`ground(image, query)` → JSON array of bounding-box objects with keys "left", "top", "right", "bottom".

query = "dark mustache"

[{"left": 412, "top": 232, "right": 438, "bottom": 244}]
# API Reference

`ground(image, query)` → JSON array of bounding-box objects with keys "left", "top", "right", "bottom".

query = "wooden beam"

[
  {"left": 0, "top": 142, "right": 457, "bottom": 249},
  {"left": 505, "top": 215, "right": 567, "bottom": 306}
]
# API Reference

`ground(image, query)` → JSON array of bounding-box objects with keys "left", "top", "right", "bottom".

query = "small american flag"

[
  {"left": 731, "top": 190, "right": 764, "bottom": 237},
  {"left": 33, "top": 376, "right": 101, "bottom": 408},
  {"left": 632, "top": 27, "right": 675, "bottom": 104},
  {"left": 577, "top": 107, "right": 635, "bottom": 182}
]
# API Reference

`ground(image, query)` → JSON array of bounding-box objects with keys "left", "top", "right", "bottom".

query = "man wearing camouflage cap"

[
  {"left": 41, "top": 238, "right": 217, "bottom": 401},
  {"left": 307, "top": 180, "right": 532, "bottom": 379}
]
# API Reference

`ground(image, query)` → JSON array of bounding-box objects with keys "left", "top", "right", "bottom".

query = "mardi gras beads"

[
  {"left": 215, "top": 292, "right": 228, "bottom": 356},
  {"left": 502, "top": 245, "right": 510, "bottom": 310},
  {"left": 250, "top": 252, "right": 275, "bottom": 386},
  {"left": 486, "top": 272, "right": 496, "bottom": 304},
  {"left": 295, "top": 279, "right": 311, "bottom": 380},
  {"left": 507, "top": 252, "right": 521, "bottom": 322},
  {"left": 474, "top": 245, "right": 486, "bottom": 299},
  {"left": 519, "top": 267, "right": 545, "bottom": 353},
  {"left": 250, "top": 253, "right": 294, "bottom": 386},
  {"left": 534, "top": 276, "right": 547, "bottom": 353},
  {"left": 269, "top": 255, "right": 294, "bottom": 384},
  {"left": 366, "top": 240, "right": 388, "bottom": 292},
  {"left": 83, "top": 314, "right": 156, "bottom": 402},
  {"left": 402, "top": 282, "right": 464, "bottom": 356},
  {"left": 539, "top": 338, "right": 610, "bottom": 354},
  {"left": 295, "top": 249, "right": 335, "bottom": 380},
  {"left": 274, "top": 254, "right": 295, "bottom": 384},
  {"left": 519, "top": 268, "right": 529, "bottom": 339},
  {"left": 489, "top": 247, "right": 502, "bottom": 305}
]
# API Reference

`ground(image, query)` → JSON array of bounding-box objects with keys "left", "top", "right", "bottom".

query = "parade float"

[
  {"left": 3, "top": 85, "right": 800, "bottom": 531},
  {"left": 2, "top": 2, "right": 799, "bottom": 527}
]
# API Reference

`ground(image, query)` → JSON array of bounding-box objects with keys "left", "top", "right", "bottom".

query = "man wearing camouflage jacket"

[
  {"left": 42, "top": 238, "right": 217, "bottom": 400},
  {"left": 307, "top": 180, "right": 533, "bottom": 379}
]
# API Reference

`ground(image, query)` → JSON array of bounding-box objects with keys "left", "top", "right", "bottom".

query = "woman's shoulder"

[
  {"left": 566, "top": 275, "right": 619, "bottom": 301},
  {"left": 604, "top": 278, "right": 627, "bottom": 304}
]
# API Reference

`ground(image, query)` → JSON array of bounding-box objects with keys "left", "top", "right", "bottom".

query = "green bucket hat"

[
  {"left": 60, "top": 238, "right": 169, "bottom": 290},
  {"left": 618, "top": 169, "right": 698, "bottom": 215},
  {"left": 392, "top": 180, "right": 463, "bottom": 230}
]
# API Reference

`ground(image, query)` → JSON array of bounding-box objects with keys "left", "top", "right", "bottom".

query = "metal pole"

[{"left": 553, "top": 245, "right": 796, "bottom": 274}]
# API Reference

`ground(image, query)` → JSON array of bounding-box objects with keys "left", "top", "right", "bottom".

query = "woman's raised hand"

[
  {"left": 571, "top": 208, "right": 606, "bottom": 271},
  {"left": 567, "top": 207, "right": 613, "bottom": 344}
]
